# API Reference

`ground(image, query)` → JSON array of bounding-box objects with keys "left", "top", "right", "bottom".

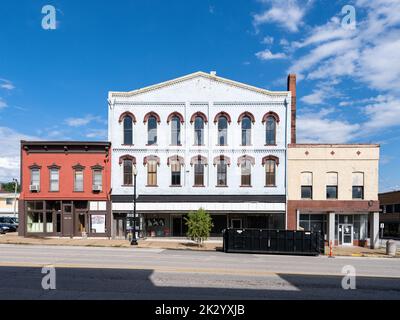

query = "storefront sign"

[{"left": 91, "top": 215, "right": 105, "bottom": 233}]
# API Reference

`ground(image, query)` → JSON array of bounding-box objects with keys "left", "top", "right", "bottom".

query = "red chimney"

[{"left": 287, "top": 74, "right": 296, "bottom": 144}]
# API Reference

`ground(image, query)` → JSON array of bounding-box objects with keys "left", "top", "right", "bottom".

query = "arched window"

[
  {"left": 241, "top": 117, "right": 252, "bottom": 146},
  {"left": 194, "top": 116, "right": 204, "bottom": 146},
  {"left": 214, "top": 156, "right": 230, "bottom": 186},
  {"left": 265, "top": 160, "right": 276, "bottom": 186},
  {"left": 123, "top": 159, "right": 133, "bottom": 186},
  {"left": 301, "top": 171, "right": 313, "bottom": 199},
  {"left": 191, "top": 156, "right": 207, "bottom": 187},
  {"left": 265, "top": 117, "right": 277, "bottom": 145},
  {"left": 326, "top": 172, "right": 338, "bottom": 199},
  {"left": 147, "top": 116, "right": 157, "bottom": 145},
  {"left": 123, "top": 116, "right": 133, "bottom": 145},
  {"left": 218, "top": 117, "right": 228, "bottom": 146},
  {"left": 241, "top": 160, "right": 252, "bottom": 186},
  {"left": 168, "top": 155, "right": 184, "bottom": 186},
  {"left": 144, "top": 155, "right": 160, "bottom": 186},
  {"left": 171, "top": 116, "right": 181, "bottom": 145}
]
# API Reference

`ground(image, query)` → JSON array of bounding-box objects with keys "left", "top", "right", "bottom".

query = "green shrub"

[{"left": 184, "top": 208, "right": 213, "bottom": 246}]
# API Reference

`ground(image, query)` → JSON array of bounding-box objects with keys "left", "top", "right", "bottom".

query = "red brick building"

[{"left": 18, "top": 141, "right": 111, "bottom": 237}]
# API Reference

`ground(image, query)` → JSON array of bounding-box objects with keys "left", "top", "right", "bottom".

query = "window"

[
  {"left": 265, "top": 117, "right": 276, "bottom": 145},
  {"left": 218, "top": 117, "right": 228, "bottom": 146},
  {"left": 93, "top": 170, "right": 102, "bottom": 188},
  {"left": 147, "top": 116, "right": 157, "bottom": 145},
  {"left": 171, "top": 161, "right": 181, "bottom": 186},
  {"left": 352, "top": 172, "right": 364, "bottom": 199},
  {"left": 30, "top": 168, "right": 40, "bottom": 188},
  {"left": 123, "top": 116, "right": 133, "bottom": 145},
  {"left": 74, "top": 170, "right": 84, "bottom": 192},
  {"left": 386, "top": 205, "right": 393, "bottom": 213},
  {"left": 171, "top": 116, "right": 181, "bottom": 145},
  {"left": 395, "top": 204, "right": 400, "bottom": 213},
  {"left": 6, "top": 198, "right": 13, "bottom": 205},
  {"left": 123, "top": 160, "right": 133, "bottom": 185},
  {"left": 194, "top": 116, "right": 204, "bottom": 146},
  {"left": 301, "top": 172, "right": 313, "bottom": 199},
  {"left": 147, "top": 160, "right": 157, "bottom": 186},
  {"left": 265, "top": 160, "right": 276, "bottom": 186},
  {"left": 326, "top": 172, "right": 338, "bottom": 199},
  {"left": 241, "top": 160, "right": 252, "bottom": 186},
  {"left": 49, "top": 169, "right": 59, "bottom": 192},
  {"left": 217, "top": 160, "right": 227, "bottom": 186},
  {"left": 241, "top": 116, "right": 251, "bottom": 146},
  {"left": 194, "top": 163, "right": 204, "bottom": 186}
]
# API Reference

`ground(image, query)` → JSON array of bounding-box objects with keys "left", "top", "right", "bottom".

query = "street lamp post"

[
  {"left": 12, "top": 178, "right": 18, "bottom": 219},
  {"left": 130, "top": 167, "right": 138, "bottom": 245}
]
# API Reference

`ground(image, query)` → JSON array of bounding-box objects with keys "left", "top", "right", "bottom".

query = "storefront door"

[
  {"left": 172, "top": 216, "right": 182, "bottom": 236},
  {"left": 62, "top": 203, "right": 73, "bottom": 237},
  {"left": 341, "top": 224, "right": 353, "bottom": 245}
]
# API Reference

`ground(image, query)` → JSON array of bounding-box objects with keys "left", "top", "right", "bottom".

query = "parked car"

[
  {"left": 0, "top": 224, "right": 11, "bottom": 234},
  {"left": 0, "top": 217, "right": 18, "bottom": 230}
]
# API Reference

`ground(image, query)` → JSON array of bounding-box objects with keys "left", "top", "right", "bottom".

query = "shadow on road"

[{"left": 0, "top": 266, "right": 399, "bottom": 300}]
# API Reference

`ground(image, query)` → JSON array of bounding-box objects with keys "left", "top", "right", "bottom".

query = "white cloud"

[
  {"left": 261, "top": 36, "right": 274, "bottom": 45},
  {"left": 297, "top": 109, "right": 360, "bottom": 143},
  {"left": 255, "top": 49, "right": 287, "bottom": 60},
  {"left": 0, "top": 79, "right": 15, "bottom": 91},
  {"left": 85, "top": 129, "right": 107, "bottom": 139},
  {"left": 0, "top": 98, "right": 7, "bottom": 109},
  {"left": 253, "top": 0, "right": 313, "bottom": 32},
  {"left": 0, "top": 127, "right": 40, "bottom": 182},
  {"left": 65, "top": 114, "right": 104, "bottom": 127}
]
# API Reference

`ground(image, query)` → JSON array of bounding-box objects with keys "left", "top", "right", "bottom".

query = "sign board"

[
  {"left": 380, "top": 223, "right": 384, "bottom": 229},
  {"left": 91, "top": 215, "right": 105, "bottom": 233}
]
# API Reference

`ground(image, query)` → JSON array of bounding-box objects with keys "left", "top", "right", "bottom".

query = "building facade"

[
  {"left": 379, "top": 191, "right": 400, "bottom": 238},
  {"left": 18, "top": 141, "right": 111, "bottom": 237},
  {"left": 0, "top": 192, "right": 19, "bottom": 218},
  {"left": 287, "top": 144, "right": 380, "bottom": 248},
  {"left": 108, "top": 71, "right": 295, "bottom": 238}
]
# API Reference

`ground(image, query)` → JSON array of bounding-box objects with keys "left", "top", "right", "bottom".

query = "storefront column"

[
  {"left": 369, "top": 211, "right": 380, "bottom": 249},
  {"left": 328, "top": 212, "right": 335, "bottom": 245}
]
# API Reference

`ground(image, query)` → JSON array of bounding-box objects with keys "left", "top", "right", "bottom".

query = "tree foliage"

[
  {"left": 184, "top": 208, "right": 213, "bottom": 246},
  {"left": 0, "top": 182, "right": 20, "bottom": 193}
]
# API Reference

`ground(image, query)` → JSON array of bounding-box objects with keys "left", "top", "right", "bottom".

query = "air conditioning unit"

[
  {"left": 92, "top": 185, "right": 102, "bottom": 192},
  {"left": 29, "top": 185, "right": 40, "bottom": 192}
]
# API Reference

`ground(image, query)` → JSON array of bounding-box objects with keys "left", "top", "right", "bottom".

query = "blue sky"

[{"left": 0, "top": 0, "right": 399, "bottom": 191}]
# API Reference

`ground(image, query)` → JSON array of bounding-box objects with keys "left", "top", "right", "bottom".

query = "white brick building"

[{"left": 108, "top": 71, "right": 293, "bottom": 238}]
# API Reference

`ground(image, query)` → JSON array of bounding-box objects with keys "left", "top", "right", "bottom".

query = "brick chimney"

[{"left": 287, "top": 74, "right": 296, "bottom": 144}]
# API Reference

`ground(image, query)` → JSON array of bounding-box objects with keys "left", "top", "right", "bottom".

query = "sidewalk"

[
  {"left": 323, "top": 245, "right": 400, "bottom": 258},
  {"left": 0, "top": 233, "right": 221, "bottom": 251}
]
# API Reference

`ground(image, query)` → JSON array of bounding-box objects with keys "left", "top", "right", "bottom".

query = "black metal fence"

[{"left": 223, "top": 228, "right": 324, "bottom": 256}]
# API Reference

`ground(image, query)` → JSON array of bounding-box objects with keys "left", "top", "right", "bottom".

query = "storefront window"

[
  {"left": 27, "top": 212, "right": 44, "bottom": 233},
  {"left": 144, "top": 215, "right": 171, "bottom": 237},
  {"left": 46, "top": 212, "right": 53, "bottom": 233}
]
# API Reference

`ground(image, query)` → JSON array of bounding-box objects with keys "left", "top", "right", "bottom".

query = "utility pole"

[{"left": 12, "top": 178, "right": 18, "bottom": 219}]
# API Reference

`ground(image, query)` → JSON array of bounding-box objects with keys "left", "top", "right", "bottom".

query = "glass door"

[{"left": 341, "top": 224, "right": 353, "bottom": 245}]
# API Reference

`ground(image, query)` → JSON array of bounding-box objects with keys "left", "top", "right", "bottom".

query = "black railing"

[{"left": 223, "top": 228, "right": 324, "bottom": 256}]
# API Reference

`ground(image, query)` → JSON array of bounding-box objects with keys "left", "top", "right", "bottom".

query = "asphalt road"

[{"left": 0, "top": 244, "right": 399, "bottom": 299}]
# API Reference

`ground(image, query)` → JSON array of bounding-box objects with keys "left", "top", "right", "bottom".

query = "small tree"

[{"left": 185, "top": 208, "right": 213, "bottom": 246}]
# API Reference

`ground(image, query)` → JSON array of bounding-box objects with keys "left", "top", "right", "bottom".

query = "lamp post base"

[{"left": 130, "top": 238, "right": 138, "bottom": 245}]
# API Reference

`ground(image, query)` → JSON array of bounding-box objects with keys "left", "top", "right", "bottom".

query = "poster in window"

[{"left": 91, "top": 215, "right": 105, "bottom": 233}]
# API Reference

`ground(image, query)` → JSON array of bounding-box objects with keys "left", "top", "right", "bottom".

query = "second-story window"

[
  {"left": 171, "top": 160, "right": 181, "bottom": 186},
  {"left": 326, "top": 172, "right": 338, "bottom": 199},
  {"left": 74, "top": 170, "right": 84, "bottom": 192},
  {"left": 217, "top": 159, "right": 228, "bottom": 186},
  {"left": 148, "top": 116, "right": 158, "bottom": 145},
  {"left": 194, "top": 116, "right": 204, "bottom": 146},
  {"left": 352, "top": 172, "right": 364, "bottom": 199},
  {"left": 218, "top": 116, "right": 228, "bottom": 146},
  {"left": 49, "top": 168, "right": 59, "bottom": 192},
  {"left": 241, "top": 116, "right": 252, "bottom": 146},
  {"left": 301, "top": 172, "right": 313, "bottom": 199},
  {"left": 30, "top": 168, "right": 40, "bottom": 190},
  {"left": 123, "top": 159, "right": 133, "bottom": 185},
  {"left": 265, "top": 160, "right": 276, "bottom": 186},
  {"left": 171, "top": 116, "right": 181, "bottom": 145},
  {"left": 93, "top": 170, "right": 103, "bottom": 190},
  {"left": 241, "top": 160, "right": 252, "bottom": 186},
  {"left": 147, "top": 160, "right": 157, "bottom": 186},
  {"left": 123, "top": 116, "right": 133, "bottom": 145}
]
